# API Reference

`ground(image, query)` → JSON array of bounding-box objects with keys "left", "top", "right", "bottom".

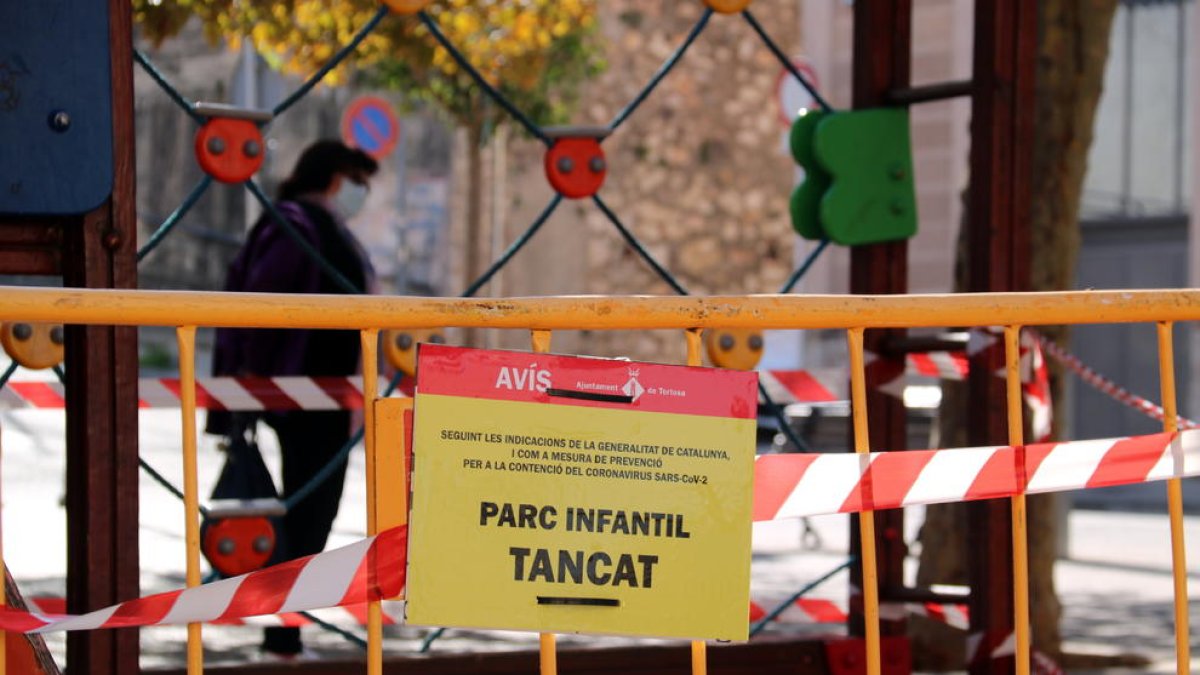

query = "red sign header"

[{"left": 415, "top": 344, "right": 758, "bottom": 419}]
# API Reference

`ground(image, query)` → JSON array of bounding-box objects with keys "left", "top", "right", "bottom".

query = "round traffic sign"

[
  {"left": 775, "top": 57, "right": 820, "bottom": 126},
  {"left": 341, "top": 96, "right": 400, "bottom": 159}
]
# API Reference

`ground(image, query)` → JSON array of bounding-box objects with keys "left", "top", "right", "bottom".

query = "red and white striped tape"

[
  {"left": 5, "top": 428, "right": 1191, "bottom": 634},
  {"left": 1035, "top": 331, "right": 1198, "bottom": 430},
  {"left": 867, "top": 349, "right": 969, "bottom": 400},
  {"left": 0, "top": 371, "right": 834, "bottom": 410},
  {"left": 24, "top": 597, "right": 404, "bottom": 629},
  {"left": 753, "top": 430, "right": 1200, "bottom": 521},
  {"left": 967, "top": 631, "right": 1063, "bottom": 673},
  {"left": 898, "top": 601, "right": 969, "bottom": 630},
  {"left": 749, "top": 597, "right": 848, "bottom": 625},
  {"left": 0, "top": 343, "right": 1041, "bottom": 418},
  {"left": 870, "top": 330, "right": 1052, "bottom": 441},
  {"left": 0, "top": 525, "right": 405, "bottom": 633},
  {"left": 27, "top": 593, "right": 854, "bottom": 632},
  {"left": 971, "top": 631, "right": 1016, "bottom": 660},
  {"left": 759, "top": 369, "right": 839, "bottom": 404},
  {"left": 1021, "top": 331, "right": 1053, "bottom": 441},
  {"left": 0, "top": 376, "right": 414, "bottom": 411},
  {"left": 749, "top": 596, "right": 968, "bottom": 630},
  {"left": 905, "top": 352, "right": 970, "bottom": 381},
  {"left": 24, "top": 593, "right": 952, "bottom": 633}
]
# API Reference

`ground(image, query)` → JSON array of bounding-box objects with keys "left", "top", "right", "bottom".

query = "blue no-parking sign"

[{"left": 340, "top": 96, "right": 400, "bottom": 159}]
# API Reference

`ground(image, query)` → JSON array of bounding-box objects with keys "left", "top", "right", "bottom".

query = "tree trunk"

[
  {"left": 1030, "top": 1, "right": 1118, "bottom": 302},
  {"left": 912, "top": 1, "right": 1119, "bottom": 669},
  {"left": 1025, "top": 1, "right": 1118, "bottom": 663}
]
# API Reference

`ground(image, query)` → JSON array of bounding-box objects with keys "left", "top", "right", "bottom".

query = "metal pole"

[
  {"left": 847, "top": 327, "right": 882, "bottom": 675},
  {"left": 363, "top": 330, "right": 384, "bottom": 675},
  {"left": 177, "top": 326, "right": 204, "bottom": 674},
  {"left": 531, "top": 328, "right": 556, "bottom": 675},
  {"left": 685, "top": 327, "right": 707, "bottom": 675},
  {"left": 1004, "top": 327, "right": 1030, "bottom": 675},
  {"left": 1156, "top": 322, "right": 1190, "bottom": 675}
]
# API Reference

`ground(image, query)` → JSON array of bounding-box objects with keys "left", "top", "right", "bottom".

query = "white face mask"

[{"left": 333, "top": 179, "right": 369, "bottom": 219}]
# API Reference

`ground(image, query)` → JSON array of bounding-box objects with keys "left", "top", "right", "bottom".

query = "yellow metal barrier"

[
  {"left": 0, "top": 285, "right": 1195, "bottom": 675},
  {"left": 1004, "top": 326, "right": 1031, "bottom": 675},
  {"left": 685, "top": 327, "right": 707, "bottom": 675},
  {"left": 4, "top": 287, "right": 1200, "bottom": 329},
  {"left": 1157, "top": 323, "right": 1190, "bottom": 675},
  {"left": 846, "top": 328, "right": 882, "bottom": 674},
  {"left": 177, "top": 326, "right": 204, "bottom": 674},
  {"left": 530, "top": 329, "right": 558, "bottom": 675}
]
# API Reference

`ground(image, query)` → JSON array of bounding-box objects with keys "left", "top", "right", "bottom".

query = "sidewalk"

[{"left": 1, "top": 406, "right": 1197, "bottom": 671}]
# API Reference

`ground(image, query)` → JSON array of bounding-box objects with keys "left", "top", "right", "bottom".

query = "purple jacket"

[{"left": 211, "top": 198, "right": 374, "bottom": 379}]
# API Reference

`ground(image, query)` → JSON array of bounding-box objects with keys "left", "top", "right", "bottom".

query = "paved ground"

[{"left": 2, "top": 397, "right": 1199, "bottom": 672}]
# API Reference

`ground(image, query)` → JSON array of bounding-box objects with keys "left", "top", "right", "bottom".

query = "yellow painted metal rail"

[
  {"left": 3, "top": 287, "right": 1200, "bottom": 330},
  {"left": 0, "top": 285, "right": 1193, "bottom": 675}
]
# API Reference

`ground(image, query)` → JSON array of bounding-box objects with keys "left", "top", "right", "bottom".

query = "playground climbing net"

[
  {"left": 125, "top": 0, "right": 836, "bottom": 522},
  {"left": 20, "top": 0, "right": 832, "bottom": 649}
]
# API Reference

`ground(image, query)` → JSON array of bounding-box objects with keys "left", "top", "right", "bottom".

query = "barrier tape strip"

[
  {"left": 23, "top": 589, "right": 957, "bottom": 634},
  {"left": 967, "top": 631, "right": 1063, "bottom": 673},
  {"left": 1034, "top": 331, "right": 1199, "bottom": 430},
  {"left": 900, "top": 601, "right": 969, "bottom": 630},
  {"left": 29, "top": 593, "right": 963, "bottom": 632},
  {"left": 0, "top": 371, "right": 834, "bottom": 410},
  {"left": 25, "top": 597, "right": 403, "bottom": 629},
  {"left": 758, "top": 369, "right": 838, "bottom": 405},
  {"left": 0, "top": 427, "right": 1189, "bottom": 633},
  {"left": 753, "top": 429, "right": 1200, "bottom": 521},
  {"left": 749, "top": 597, "right": 847, "bottom": 625},
  {"left": 867, "top": 351, "right": 969, "bottom": 398},
  {"left": 0, "top": 335, "right": 1058, "bottom": 419},
  {"left": 0, "top": 376, "right": 413, "bottom": 411},
  {"left": 907, "top": 352, "right": 970, "bottom": 380},
  {"left": 869, "top": 330, "right": 1052, "bottom": 442},
  {"left": 749, "top": 597, "right": 968, "bottom": 631},
  {"left": 0, "top": 526, "right": 406, "bottom": 633},
  {"left": 1022, "top": 333, "right": 1053, "bottom": 442}
]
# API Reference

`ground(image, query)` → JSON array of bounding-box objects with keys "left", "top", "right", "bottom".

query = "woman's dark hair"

[{"left": 277, "top": 140, "right": 379, "bottom": 201}]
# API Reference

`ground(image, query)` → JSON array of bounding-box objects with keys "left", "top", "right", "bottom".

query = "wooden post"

[
  {"left": 848, "top": 0, "right": 911, "bottom": 640},
  {"left": 62, "top": 0, "right": 140, "bottom": 672},
  {"left": 964, "top": 1, "right": 1037, "bottom": 672}
]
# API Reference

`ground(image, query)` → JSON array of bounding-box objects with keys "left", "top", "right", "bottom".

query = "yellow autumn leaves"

[{"left": 133, "top": 0, "right": 597, "bottom": 88}]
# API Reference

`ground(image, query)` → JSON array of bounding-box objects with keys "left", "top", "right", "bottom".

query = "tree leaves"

[{"left": 132, "top": 0, "right": 604, "bottom": 130}]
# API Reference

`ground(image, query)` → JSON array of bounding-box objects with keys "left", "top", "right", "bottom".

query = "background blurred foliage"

[{"left": 132, "top": 0, "right": 606, "bottom": 130}]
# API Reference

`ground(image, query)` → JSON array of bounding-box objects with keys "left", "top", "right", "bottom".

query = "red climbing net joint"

[
  {"left": 543, "top": 125, "right": 610, "bottom": 199},
  {"left": 193, "top": 103, "right": 273, "bottom": 184}
]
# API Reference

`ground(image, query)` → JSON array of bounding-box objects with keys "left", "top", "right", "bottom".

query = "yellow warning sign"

[{"left": 404, "top": 345, "right": 757, "bottom": 641}]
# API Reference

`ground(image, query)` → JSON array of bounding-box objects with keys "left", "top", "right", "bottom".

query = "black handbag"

[{"left": 201, "top": 415, "right": 289, "bottom": 575}]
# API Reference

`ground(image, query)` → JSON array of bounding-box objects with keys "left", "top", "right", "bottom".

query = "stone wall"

[{"left": 480, "top": 1, "right": 803, "bottom": 363}]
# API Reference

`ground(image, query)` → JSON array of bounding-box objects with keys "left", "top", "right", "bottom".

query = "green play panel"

[{"left": 789, "top": 108, "right": 917, "bottom": 246}]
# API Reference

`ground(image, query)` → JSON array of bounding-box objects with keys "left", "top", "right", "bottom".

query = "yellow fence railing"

[{"left": 0, "top": 285, "right": 1196, "bottom": 675}]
